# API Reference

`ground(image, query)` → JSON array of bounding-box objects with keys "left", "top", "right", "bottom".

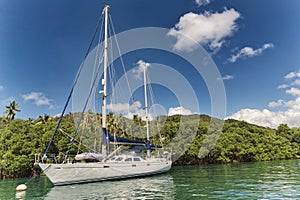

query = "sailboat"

[{"left": 34, "top": 5, "right": 172, "bottom": 186}]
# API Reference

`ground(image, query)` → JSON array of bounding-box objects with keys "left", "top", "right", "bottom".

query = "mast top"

[{"left": 103, "top": 5, "right": 109, "bottom": 13}]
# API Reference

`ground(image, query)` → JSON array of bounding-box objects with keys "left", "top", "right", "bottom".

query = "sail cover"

[{"left": 102, "top": 128, "right": 145, "bottom": 145}]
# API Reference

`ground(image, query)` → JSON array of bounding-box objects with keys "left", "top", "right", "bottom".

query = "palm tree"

[
  {"left": 4, "top": 101, "right": 21, "bottom": 121},
  {"left": 35, "top": 114, "right": 52, "bottom": 125}
]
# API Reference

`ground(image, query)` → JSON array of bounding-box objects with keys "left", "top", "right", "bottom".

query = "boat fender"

[{"left": 16, "top": 184, "right": 27, "bottom": 191}]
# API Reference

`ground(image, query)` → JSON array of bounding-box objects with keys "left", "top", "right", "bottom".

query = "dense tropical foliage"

[{"left": 0, "top": 111, "right": 299, "bottom": 179}]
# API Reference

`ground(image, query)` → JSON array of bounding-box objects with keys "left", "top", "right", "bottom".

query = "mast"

[
  {"left": 101, "top": 5, "right": 109, "bottom": 156},
  {"left": 143, "top": 63, "right": 151, "bottom": 157}
]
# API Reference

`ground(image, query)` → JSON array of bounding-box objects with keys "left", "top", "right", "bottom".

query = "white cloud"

[
  {"left": 284, "top": 70, "right": 300, "bottom": 79},
  {"left": 228, "top": 43, "right": 274, "bottom": 63},
  {"left": 268, "top": 99, "right": 285, "bottom": 108},
  {"left": 195, "top": 0, "right": 211, "bottom": 7},
  {"left": 53, "top": 113, "right": 62, "bottom": 118},
  {"left": 132, "top": 60, "right": 151, "bottom": 80},
  {"left": 292, "top": 79, "right": 300, "bottom": 86},
  {"left": 107, "top": 103, "right": 130, "bottom": 113},
  {"left": 277, "top": 70, "right": 300, "bottom": 89},
  {"left": 168, "top": 106, "right": 196, "bottom": 116},
  {"left": 227, "top": 98, "right": 300, "bottom": 128},
  {"left": 107, "top": 101, "right": 150, "bottom": 120},
  {"left": 277, "top": 84, "right": 289, "bottom": 89},
  {"left": 227, "top": 69, "right": 300, "bottom": 128},
  {"left": 226, "top": 108, "right": 291, "bottom": 128},
  {"left": 22, "top": 92, "right": 57, "bottom": 109},
  {"left": 107, "top": 101, "right": 142, "bottom": 113},
  {"left": 0, "top": 85, "right": 4, "bottom": 91},
  {"left": 286, "top": 87, "right": 300, "bottom": 96},
  {"left": 168, "top": 8, "right": 240, "bottom": 52},
  {"left": 221, "top": 75, "right": 234, "bottom": 81}
]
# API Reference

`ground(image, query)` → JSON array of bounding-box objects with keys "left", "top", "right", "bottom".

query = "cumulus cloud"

[
  {"left": 227, "top": 108, "right": 289, "bottom": 128},
  {"left": 195, "top": 0, "right": 211, "bottom": 7},
  {"left": 0, "top": 85, "right": 4, "bottom": 91},
  {"left": 277, "top": 84, "right": 289, "bottom": 89},
  {"left": 221, "top": 75, "right": 234, "bottom": 81},
  {"left": 168, "top": 8, "right": 240, "bottom": 52},
  {"left": 227, "top": 69, "right": 300, "bottom": 128},
  {"left": 284, "top": 70, "right": 300, "bottom": 79},
  {"left": 168, "top": 106, "right": 196, "bottom": 116},
  {"left": 228, "top": 43, "right": 274, "bottom": 63},
  {"left": 268, "top": 99, "right": 285, "bottom": 108},
  {"left": 277, "top": 70, "right": 300, "bottom": 89},
  {"left": 22, "top": 92, "right": 57, "bottom": 109},
  {"left": 107, "top": 101, "right": 142, "bottom": 113},
  {"left": 227, "top": 97, "right": 300, "bottom": 128},
  {"left": 286, "top": 87, "right": 300, "bottom": 96},
  {"left": 292, "top": 79, "right": 300, "bottom": 86},
  {"left": 132, "top": 60, "right": 151, "bottom": 80},
  {"left": 107, "top": 101, "right": 151, "bottom": 120}
]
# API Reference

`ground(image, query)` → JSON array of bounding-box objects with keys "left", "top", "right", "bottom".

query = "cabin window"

[
  {"left": 133, "top": 158, "right": 141, "bottom": 162},
  {"left": 115, "top": 157, "right": 123, "bottom": 161},
  {"left": 125, "top": 158, "right": 132, "bottom": 162},
  {"left": 110, "top": 157, "right": 116, "bottom": 161}
]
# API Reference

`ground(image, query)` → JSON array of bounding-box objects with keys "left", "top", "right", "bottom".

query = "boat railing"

[
  {"left": 34, "top": 153, "right": 40, "bottom": 163},
  {"left": 35, "top": 153, "right": 78, "bottom": 164},
  {"left": 34, "top": 153, "right": 57, "bottom": 164}
]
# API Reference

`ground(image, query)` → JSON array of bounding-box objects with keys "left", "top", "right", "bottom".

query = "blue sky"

[{"left": 1, "top": 0, "right": 300, "bottom": 128}]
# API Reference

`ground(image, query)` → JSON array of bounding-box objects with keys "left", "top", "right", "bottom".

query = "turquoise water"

[{"left": 1, "top": 159, "right": 300, "bottom": 199}]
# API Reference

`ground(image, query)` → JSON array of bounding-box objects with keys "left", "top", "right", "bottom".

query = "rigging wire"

[
  {"left": 76, "top": 13, "right": 105, "bottom": 153},
  {"left": 109, "top": 14, "right": 135, "bottom": 104},
  {"left": 63, "top": 51, "right": 104, "bottom": 163},
  {"left": 107, "top": 15, "right": 133, "bottom": 149},
  {"left": 108, "top": 18, "right": 116, "bottom": 112},
  {"left": 43, "top": 14, "right": 104, "bottom": 159},
  {"left": 62, "top": 11, "right": 107, "bottom": 162},
  {"left": 147, "top": 71, "right": 164, "bottom": 146},
  {"left": 59, "top": 129, "right": 97, "bottom": 154},
  {"left": 110, "top": 13, "right": 141, "bottom": 139},
  {"left": 91, "top": 16, "right": 105, "bottom": 92}
]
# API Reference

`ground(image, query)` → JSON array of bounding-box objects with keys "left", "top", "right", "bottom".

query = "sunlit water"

[{"left": 1, "top": 159, "right": 300, "bottom": 199}]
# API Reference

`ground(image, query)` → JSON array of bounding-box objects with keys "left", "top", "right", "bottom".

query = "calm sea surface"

[{"left": 1, "top": 159, "right": 299, "bottom": 199}]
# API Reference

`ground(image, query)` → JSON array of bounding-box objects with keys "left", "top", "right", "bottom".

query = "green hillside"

[{"left": 0, "top": 113, "right": 299, "bottom": 179}]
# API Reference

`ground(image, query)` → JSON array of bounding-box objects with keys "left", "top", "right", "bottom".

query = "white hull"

[{"left": 36, "top": 159, "right": 171, "bottom": 186}]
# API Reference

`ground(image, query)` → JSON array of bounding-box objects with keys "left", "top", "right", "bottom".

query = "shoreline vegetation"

[{"left": 0, "top": 112, "right": 299, "bottom": 180}]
